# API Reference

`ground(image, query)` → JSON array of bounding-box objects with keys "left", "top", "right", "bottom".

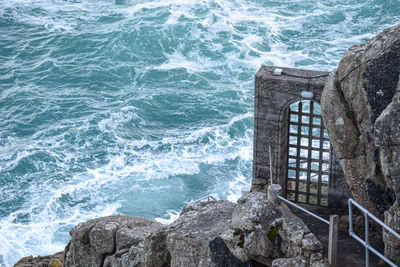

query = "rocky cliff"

[
  {"left": 321, "top": 23, "right": 400, "bottom": 259},
  {"left": 15, "top": 189, "right": 327, "bottom": 267}
]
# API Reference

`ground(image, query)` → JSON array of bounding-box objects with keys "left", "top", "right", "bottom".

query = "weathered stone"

[
  {"left": 252, "top": 65, "right": 351, "bottom": 208},
  {"left": 301, "top": 233, "right": 322, "bottom": 257},
  {"left": 103, "top": 251, "right": 131, "bottom": 267},
  {"left": 321, "top": 24, "right": 400, "bottom": 221},
  {"left": 271, "top": 256, "right": 307, "bottom": 267},
  {"left": 103, "top": 243, "right": 145, "bottom": 267},
  {"left": 384, "top": 205, "right": 400, "bottom": 260},
  {"left": 64, "top": 217, "right": 104, "bottom": 267},
  {"left": 143, "top": 230, "right": 169, "bottom": 267},
  {"left": 281, "top": 217, "right": 309, "bottom": 247},
  {"left": 14, "top": 252, "right": 63, "bottom": 267},
  {"left": 310, "top": 252, "right": 329, "bottom": 267},
  {"left": 375, "top": 92, "right": 400, "bottom": 201},
  {"left": 221, "top": 190, "right": 324, "bottom": 265},
  {"left": 321, "top": 71, "right": 363, "bottom": 160},
  {"left": 63, "top": 215, "right": 162, "bottom": 267},
  {"left": 209, "top": 237, "right": 252, "bottom": 267},
  {"left": 18, "top": 189, "right": 330, "bottom": 267},
  {"left": 165, "top": 200, "right": 237, "bottom": 267},
  {"left": 321, "top": 23, "right": 400, "bottom": 259},
  {"left": 222, "top": 192, "right": 282, "bottom": 265},
  {"left": 267, "top": 184, "right": 282, "bottom": 204},
  {"left": 90, "top": 221, "right": 118, "bottom": 254}
]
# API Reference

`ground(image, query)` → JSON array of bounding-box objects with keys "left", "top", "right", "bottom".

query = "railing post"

[
  {"left": 348, "top": 199, "right": 353, "bottom": 234},
  {"left": 328, "top": 214, "right": 339, "bottom": 267},
  {"left": 365, "top": 213, "right": 369, "bottom": 267}
]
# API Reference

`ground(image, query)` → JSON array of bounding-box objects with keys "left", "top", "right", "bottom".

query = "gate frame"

[{"left": 251, "top": 66, "right": 352, "bottom": 208}]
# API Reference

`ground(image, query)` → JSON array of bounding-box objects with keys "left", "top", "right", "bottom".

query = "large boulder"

[
  {"left": 63, "top": 215, "right": 163, "bottom": 267},
  {"left": 221, "top": 192, "right": 284, "bottom": 265},
  {"left": 143, "top": 200, "right": 246, "bottom": 267},
  {"left": 221, "top": 191, "right": 323, "bottom": 266},
  {"left": 321, "top": 23, "right": 400, "bottom": 259}
]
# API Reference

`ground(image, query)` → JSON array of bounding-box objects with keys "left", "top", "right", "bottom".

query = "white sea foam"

[
  {"left": 1, "top": 0, "right": 400, "bottom": 266},
  {"left": 0, "top": 201, "right": 119, "bottom": 266},
  {"left": 0, "top": 107, "right": 254, "bottom": 264},
  {"left": 155, "top": 210, "right": 180, "bottom": 225}
]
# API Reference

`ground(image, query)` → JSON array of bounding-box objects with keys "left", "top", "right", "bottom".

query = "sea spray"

[{"left": 0, "top": 0, "right": 399, "bottom": 266}]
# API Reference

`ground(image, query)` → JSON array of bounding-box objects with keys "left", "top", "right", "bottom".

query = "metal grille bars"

[{"left": 286, "top": 100, "right": 329, "bottom": 206}]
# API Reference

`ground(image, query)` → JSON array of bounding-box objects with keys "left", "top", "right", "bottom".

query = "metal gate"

[{"left": 286, "top": 100, "right": 330, "bottom": 206}]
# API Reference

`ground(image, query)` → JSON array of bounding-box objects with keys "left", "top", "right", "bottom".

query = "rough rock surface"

[
  {"left": 20, "top": 189, "right": 327, "bottom": 267},
  {"left": 271, "top": 252, "right": 328, "bottom": 267},
  {"left": 222, "top": 192, "right": 285, "bottom": 264},
  {"left": 321, "top": 23, "right": 400, "bottom": 259},
  {"left": 271, "top": 256, "right": 307, "bottom": 267},
  {"left": 144, "top": 200, "right": 243, "bottom": 267},
  {"left": 63, "top": 215, "right": 163, "bottom": 267},
  {"left": 221, "top": 191, "right": 323, "bottom": 266},
  {"left": 14, "top": 252, "right": 63, "bottom": 267}
]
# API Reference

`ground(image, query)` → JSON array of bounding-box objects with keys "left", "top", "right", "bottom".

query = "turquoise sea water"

[{"left": 0, "top": 0, "right": 399, "bottom": 265}]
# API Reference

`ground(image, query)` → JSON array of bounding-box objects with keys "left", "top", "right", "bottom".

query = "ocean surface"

[{"left": 0, "top": 0, "right": 399, "bottom": 265}]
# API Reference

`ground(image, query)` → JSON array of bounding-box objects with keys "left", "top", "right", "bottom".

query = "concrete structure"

[{"left": 251, "top": 66, "right": 352, "bottom": 208}]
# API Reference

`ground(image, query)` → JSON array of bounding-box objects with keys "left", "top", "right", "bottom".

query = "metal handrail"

[
  {"left": 275, "top": 194, "right": 338, "bottom": 266},
  {"left": 196, "top": 195, "right": 217, "bottom": 202},
  {"left": 276, "top": 195, "right": 329, "bottom": 224},
  {"left": 348, "top": 198, "right": 400, "bottom": 267}
]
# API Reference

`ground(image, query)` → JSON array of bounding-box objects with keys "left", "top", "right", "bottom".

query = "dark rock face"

[
  {"left": 366, "top": 178, "right": 395, "bottom": 215},
  {"left": 362, "top": 38, "right": 400, "bottom": 123},
  {"left": 164, "top": 200, "right": 237, "bottom": 267},
  {"left": 321, "top": 23, "right": 400, "bottom": 260},
  {"left": 209, "top": 237, "right": 252, "bottom": 267}
]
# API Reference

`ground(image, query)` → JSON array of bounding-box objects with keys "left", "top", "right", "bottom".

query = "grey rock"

[
  {"left": 322, "top": 23, "right": 400, "bottom": 260},
  {"left": 103, "top": 251, "right": 131, "bottom": 267},
  {"left": 165, "top": 200, "right": 236, "bottom": 267},
  {"left": 280, "top": 217, "right": 309, "bottom": 247},
  {"left": 63, "top": 215, "right": 162, "bottom": 267},
  {"left": 209, "top": 237, "right": 252, "bottom": 267},
  {"left": 375, "top": 91, "right": 400, "bottom": 199},
  {"left": 321, "top": 24, "right": 400, "bottom": 220},
  {"left": 60, "top": 186, "right": 327, "bottom": 267},
  {"left": 13, "top": 252, "right": 63, "bottom": 267},
  {"left": 310, "top": 252, "right": 329, "bottom": 267},
  {"left": 221, "top": 190, "right": 323, "bottom": 265},
  {"left": 90, "top": 221, "right": 118, "bottom": 254},
  {"left": 301, "top": 234, "right": 322, "bottom": 257},
  {"left": 384, "top": 205, "right": 400, "bottom": 260},
  {"left": 143, "top": 230, "right": 169, "bottom": 267},
  {"left": 64, "top": 217, "right": 104, "bottom": 267},
  {"left": 222, "top": 192, "right": 283, "bottom": 264},
  {"left": 271, "top": 256, "right": 307, "bottom": 267}
]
